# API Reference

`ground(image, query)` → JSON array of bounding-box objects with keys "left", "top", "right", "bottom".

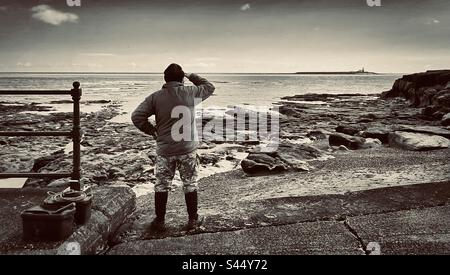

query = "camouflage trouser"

[{"left": 154, "top": 151, "right": 199, "bottom": 194}]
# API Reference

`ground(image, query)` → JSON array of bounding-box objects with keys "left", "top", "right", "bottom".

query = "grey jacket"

[{"left": 131, "top": 74, "right": 215, "bottom": 156}]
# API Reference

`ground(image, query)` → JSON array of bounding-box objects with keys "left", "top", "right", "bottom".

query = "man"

[{"left": 131, "top": 64, "right": 215, "bottom": 232}]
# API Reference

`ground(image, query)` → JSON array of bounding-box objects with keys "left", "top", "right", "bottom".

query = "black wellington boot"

[
  {"left": 150, "top": 192, "right": 168, "bottom": 232},
  {"left": 183, "top": 191, "right": 204, "bottom": 231}
]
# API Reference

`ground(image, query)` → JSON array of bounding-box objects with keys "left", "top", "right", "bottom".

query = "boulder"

[
  {"left": 388, "top": 131, "right": 450, "bottom": 151},
  {"left": 422, "top": 105, "right": 440, "bottom": 117},
  {"left": 307, "top": 129, "right": 330, "bottom": 140},
  {"left": 241, "top": 141, "right": 330, "bottom": 175},
  {"left": 394, "top": 125, "right": 450, "bottom": 139},
  {"left": 442, "top": 113, "right": 450, "bottom": 126},
  {"left": 241, "top": 154, "right": 288, "bottom": 175},
  {"left": 329, "top": 133, "right": 366, "bottom": 150},
  {"left": 432, "top": 91, "right": 450, "bottom": 107},
  {"left": 419, "top": 88, "right": 439, "bottom": 107},
  {"left": 359, "top": 126, "right": 391, "bottom": 144},
  {"left": 335, "top": 125, "right": 365, "bottom": 136},
  {"left": 30, "top": 150, "right": 65, "bottom": 172},
  {"left": 358, "top": 138, "right": 382, "bottom": 149},
  {"left": 276, "top": 142, "right": 328, "bottom": 169},
  {"left": 279, "top": 105, "right": 304, "bottom": 117}
]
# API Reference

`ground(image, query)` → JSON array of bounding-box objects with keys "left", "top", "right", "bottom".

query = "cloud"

[
  {"left": 31, "top": 5, "right": 79, "bottom": 26},
  {"left": 240, "top": 3, "right": 251, "bottom": 11},
  {"left": 425, "top": 18, "right": 440, "bottom": 25},
  {"left": 16, "top": 62, "right": 32, "bottom": 68},
  {"left": 0, "top": 6, "right": 7, "bottom": 12}
]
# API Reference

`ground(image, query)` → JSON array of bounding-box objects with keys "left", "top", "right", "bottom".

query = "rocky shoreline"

[
  {"left": 0, "top": 101, "right": 248, "bottom": 190},
  {"left": 1, "top": 70, "right": 449, "bottom": 193}
]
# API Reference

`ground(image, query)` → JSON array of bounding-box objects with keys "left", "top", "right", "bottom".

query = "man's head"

[{"left": 164, "top": 63, "right": 185, "bottom": 83}]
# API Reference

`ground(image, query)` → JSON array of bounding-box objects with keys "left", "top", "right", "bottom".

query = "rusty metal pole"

[{"left": 71, "top": 82, "right": 82, "bottom": 191}]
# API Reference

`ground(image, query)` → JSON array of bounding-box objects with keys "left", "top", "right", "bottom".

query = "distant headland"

[{"left": 295, "top": 68, "right": 377, "bottom": 75}]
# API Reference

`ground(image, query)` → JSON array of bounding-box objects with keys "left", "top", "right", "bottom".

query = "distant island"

[{"left": 296, "top": 68, "right": 377, "bottom": 75}]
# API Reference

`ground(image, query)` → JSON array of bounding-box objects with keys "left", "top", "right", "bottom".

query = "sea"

[{"left": 0, "top": 73, "right": 401, "bottom": 122}]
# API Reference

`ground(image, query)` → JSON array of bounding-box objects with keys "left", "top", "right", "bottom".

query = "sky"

[{"left": 0, "top": 0, "right": 449, "bottom": 73}]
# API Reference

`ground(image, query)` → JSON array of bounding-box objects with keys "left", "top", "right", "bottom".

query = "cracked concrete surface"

[{"left": 109, "top": 181, "right": 450, "bottom": 255}]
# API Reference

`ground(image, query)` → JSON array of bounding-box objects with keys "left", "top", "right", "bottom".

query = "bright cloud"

[
  {"left": 31, "top": 5, "right": 79, "bottom": 26},
  {"left": 240, "top": 3, "right": 251, "bottom": 11},
  {"left": 426, "top": 18, "right": 440, "bottom": 25},
  {"left": 0, "top": 6, "right": 8, "bottom": 12},
  {"left": 16, "top": 62, "right": 32, "bottom": 67}
]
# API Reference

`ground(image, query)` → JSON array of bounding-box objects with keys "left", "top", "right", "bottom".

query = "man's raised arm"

[{"left": 185, "top": 73, "right": 215, "bottom": 101}]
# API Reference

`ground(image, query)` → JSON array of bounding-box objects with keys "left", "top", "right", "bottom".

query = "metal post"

[{"left": 71, "top": 82, "right": 82, "bottom": 191}]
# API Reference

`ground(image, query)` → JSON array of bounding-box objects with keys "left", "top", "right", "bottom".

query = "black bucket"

[{"left": 44, "top": 190, "right": 93, "bottom": 225}]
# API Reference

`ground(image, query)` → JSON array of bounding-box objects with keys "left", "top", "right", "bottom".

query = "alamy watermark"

[
  {"left": 66, "top": 0, "right": 82, "bottom": 7},
  {"left": 367, "top": 242, "right": 381, "bottom": 255},
  {"left": 366, "top": 0, "right": 382, "bottom": 7}
]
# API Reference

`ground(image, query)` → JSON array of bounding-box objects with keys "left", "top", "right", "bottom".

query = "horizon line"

[{"left": 0, "top": 71, "right": 403, "bottom": 75}]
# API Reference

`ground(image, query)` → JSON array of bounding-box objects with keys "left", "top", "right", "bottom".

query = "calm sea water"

[{"left": 0, "top": 73, "right": 400, "bottom": 121}]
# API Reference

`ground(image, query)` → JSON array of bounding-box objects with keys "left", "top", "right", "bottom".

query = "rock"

[
  {"left": 225, "top": 155, "right": 235, "bottom": 161},
  {"left": 307, "top": 129, "right": 330, "bottom": 140},
  {"left": 329, "top": 133, "right": 384, "bottom": 150},
  {"left": 338, "top": 145, "right": 349, "bottom": 151},
  {"left": 432, "top": 91, "right": 450, "bottom": 107},
  {"left": 276, "top": 143, "right": 325, "bottom": 170},
  {"left": 47, "top": 179, "right": 71, "bottom": 188},
  {"left": 359, "top": 126, "right": 391, "bottom": 144},
  {"left": 279, "top": 105, "right": 304, "bottom": 117},
  {"left": 63, "top": 186, "right": 136, "bottom": 254},
  {"left": 199, "top": 153, "right": 222, "bottom": 165},
  {"left": 419, "top": 88, "right": 439, "bottom": 107},
  {"left": 442, "top": 113, "right": 450, "bottom": 126},
  {"left": 241, "top": 141, "right": 330, "bottom": 175},
  {"left": 422, "top": 105, "right": 440, "bottom": 117},
  {"left": 335, "top": 125, "right": 365, "bottom": 136},
  {"left": 431, "top": 111, "right": 446, "bottom": 120},
  {"left": 329, "top": 133, "right": 366, "bottom": 150},
  {"left": 107, "top": 167, "right": 126, "bottom": 179},
  {"left": 358, "top": 138, "right": 382, "bottom": 149},
  {"left": 394, "top": 125, "right": 450, "bottom": 139},
  {"left": 381, "top": 71, "right": 450, "bottom": 118},
  {"left": 388, "top": 131, "right": 450, "bottom": 151},
  {"left": 92, "top": 169, "right": 109, "bottom": 182},
  {"left": 30, "top": 150, "right": 65, "bottom": 172},
  {"left": 241, "top": 154, "right": 288, "bottom": 175}
]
